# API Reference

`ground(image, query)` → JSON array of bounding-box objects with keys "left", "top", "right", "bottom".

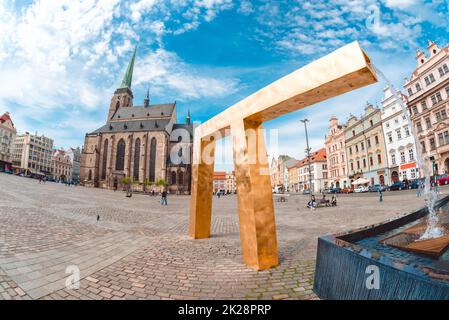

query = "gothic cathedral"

[{"left": 80, "top": 47, "right": 193, "bottom": 194}]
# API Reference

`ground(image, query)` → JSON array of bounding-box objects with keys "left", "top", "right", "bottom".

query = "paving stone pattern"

[{"left": 0, "top": 173, "right": 441, "bottom": 300}]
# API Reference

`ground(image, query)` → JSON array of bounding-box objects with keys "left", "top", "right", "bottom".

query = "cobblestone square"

[{"left": 0, "top": 173, "right": 443, "bottom": 300}]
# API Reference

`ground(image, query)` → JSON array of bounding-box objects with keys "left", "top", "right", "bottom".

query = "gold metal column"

[
  {"left": 189, "top": 135, "right": 216, "bottom": 239},
  {"left": 232, "top": 120, "right": 278, "bottom": 270}
]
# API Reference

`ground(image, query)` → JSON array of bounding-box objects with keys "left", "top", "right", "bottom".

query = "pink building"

[{"left": 325, "top": 116, "right": 348, "bottom": 188}]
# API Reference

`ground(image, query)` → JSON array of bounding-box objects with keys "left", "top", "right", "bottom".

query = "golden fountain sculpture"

[{"left": 189, "top": 41, "right": 378, "bottom": 270}]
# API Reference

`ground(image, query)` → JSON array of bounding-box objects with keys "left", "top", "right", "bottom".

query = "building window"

[
  {"left": 357, "top": 160, "right": 360, "bottom": 170},
  {"left": 115, "top": 139, "right": 126, "bottom": 171},
  {"left": 421, "top": 101, "right": 427, "bottom": 110},
  {"left": 391, "top": 154, "right": 396, "bottom": 165},
  {"left": 404, "top": 126, "right": 410, "bottom": 137},
  {"left": 149, "top": 137, "right": 157, "bottom": 182},
  {"left": 352, "top": 130, "right": 355, "bottom": 137},
  {"left": 425, "top": 117, "right": 432, "bottom": 129},
  {"left": 387, "top": 132, "right": 393, "bottom": 143},
  {"left": 400, "top": 152, "right": 406, "bottom": 164},
  {"left": 412, "top": 105, "right": 419, "bottom": 115},
  {"left": 370, "top": 120, "right": 374, "bottom": 127},
  {"left": 416, "top": 121, "right": 423, "bottom": 133},
  {"left": 375, "top": 135, "right": 379, "bottom": 145},
  {"left": 355, "top": 145, "right": 359, "bottom": 153},
  {"left": 396, "top": 129, "right": 402, "bottom": 140},
  {"left": 370, "top": 156, "right": 374, "bottom": 166},
  {"left": 363, "top": 158, "right": 367, "bottom": 168},
  {"left": 438, "top": 132, "right": 449, "bottom": 146},
  {"left": 430, "top": 138, "right": 436, "bottom": 151},
  {"left": 133, "top": 138, "right": 141, "bottom": 181},
  {"left": 101, "top": 139, "right": 108, "bottom": 180},
  {"left": 350, "top": 162, "right": 354, "bottom": 171},
  {"left": 377, "top": 154, "right": 382, "bottom": 164},
  {"left": 367, "top": 138, "right": 371, "bottom": 148},
  {"left": 408, "top": 88, "right": 413, "bottom": 96},
  {"left": 421, "top": 141, "right": 426, "bottom": 153},
  {"left": 415, "top": 83, "right": 422, "bottom": 92},
  {"left": 361, "top": 142, "right": 364, "bottom": 151},
  {"left": 409, "top": 148, "right": 415, "bottom": 162},
  {"left": 171, "top": 171, "right": 177, "bottom": 184},
  {"left": 178, "top": 171, "right": 184, "bottom": 185}
]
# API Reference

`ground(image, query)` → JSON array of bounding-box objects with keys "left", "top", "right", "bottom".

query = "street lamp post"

[{"left": 301, "top": 119, "right": 313, "bottom": 198}]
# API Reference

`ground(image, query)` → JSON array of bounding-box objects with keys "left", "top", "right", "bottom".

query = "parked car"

[
  {"left": 389, "top": 181, "right": 405, "bottom": 191},
  {"left": 409, "top": 179, "right": 421, "bottom": 189},
  {"left": 437, "top": 174, "right": 449, "bottom": 186},
  {"left": 329, "top": 187, "right": 341, "bottom": 194},
  {"left": 354, "top": 186, "right": 369, "bottom": 193},
  {"left": 322, "top": 188, "right": 332, "bottom": 194},
  {"left": 368, "top": 184, "right": 387, "bottom": 192},
  {"left": 340, "top": 188, "right": 353, "bottom": 194},
  {"left": 303, "top": 189, "right": 311, "bottom": 195}
]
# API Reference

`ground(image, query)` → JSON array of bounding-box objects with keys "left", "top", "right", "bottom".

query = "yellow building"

[{"left": 344, "top": 104, "right": 389, "bottom": 186}]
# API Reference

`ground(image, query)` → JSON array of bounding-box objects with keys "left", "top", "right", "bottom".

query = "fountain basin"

[{"left": 313, "top": 195, "right": 449, "bottom": 300}]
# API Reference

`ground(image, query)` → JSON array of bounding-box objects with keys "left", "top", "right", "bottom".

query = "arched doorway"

[
  {"left": 392, "top": 171, "right": 399, "bottom": 183},
  {"left": 379, "top": 175, "right": 385, "bottom": 185},
  {"left": 336, "top": 181, "right": 340, "bottom": 188},
  {"left": 445, "top": 158, "right": 449, "bottom": 174}
]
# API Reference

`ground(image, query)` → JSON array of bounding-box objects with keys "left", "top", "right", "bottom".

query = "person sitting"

[
  {"left": 331, "top": 195, "right": 337, "bottom": 207},
  {"left": 307, "top": 195, "right": 317, "bottom": 209},
  {"left": 321, "top": 194, "right": 330, "bottom": 206}
]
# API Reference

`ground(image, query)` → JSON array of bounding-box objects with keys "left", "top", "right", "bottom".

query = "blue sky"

[{"left": 0, "top": 0, "right": 448, "bottom": 170}]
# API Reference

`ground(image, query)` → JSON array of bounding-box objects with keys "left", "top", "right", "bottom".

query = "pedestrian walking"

[
  {"left": 379, "top": 189, "right": 383, "bottom": 203},
  {"left": 161, "top": 190, "right": 168, "bottom": 206},
  {"left": 417, "top": 181, "right": 423, "bottom": 197}
]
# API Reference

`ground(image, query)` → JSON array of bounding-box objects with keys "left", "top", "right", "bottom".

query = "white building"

[
  {"left": 297, "top": 148, "right": 328, "bottom": 193},
  {"left": 381, "top": 86, "right": 419, "bottom": 182}
]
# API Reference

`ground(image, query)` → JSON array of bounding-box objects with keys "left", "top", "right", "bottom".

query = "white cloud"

[{"left": 134, "top": 49, "right": 239, "bottom": 100}]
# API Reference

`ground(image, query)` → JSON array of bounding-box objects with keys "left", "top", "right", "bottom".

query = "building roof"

[
  {"left": 0, "top": 112, "right": 14, "bottom": 127},
  {"left": 91, "top": 119, "right": 171, "bottom": 134},
  {"left": 111, "top": 103, "right": 176, "bottom": 121},
  {"left": 296, "top": 148, "right": 327, "bottom": 167},
  {"left": 213, "top": 172, "right": 227, "bottom": 180}
]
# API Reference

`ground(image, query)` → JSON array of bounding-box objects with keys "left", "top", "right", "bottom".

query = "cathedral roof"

[
  {"left": 111, "top": 103, "right": 176, "bottom": 121},
  {"left": 90, "top": 119, "right": 171, "bottom": 134}
]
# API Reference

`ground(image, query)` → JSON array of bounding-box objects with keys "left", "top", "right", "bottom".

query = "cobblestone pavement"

[{"left": 0, "top": 173, "right": 445, "bottom": 300}]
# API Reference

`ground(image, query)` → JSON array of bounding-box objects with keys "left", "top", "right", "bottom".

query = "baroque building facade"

[
  {"left": 80, "top": 48, "right": 193, "bottom": 194},
  {"left": 344, "top": 104, "right": 390, "bottom": 186},
  {"left": 404, "top": 41, "right": 449, "bottom": 176},
  {"left": 324, "top": 116, "right": 348, "bottom": 189}
]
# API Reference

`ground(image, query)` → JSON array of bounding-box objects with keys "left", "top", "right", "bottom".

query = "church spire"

[
  {"left": 186, "top": 109, "right": 191, "bottom": 125},
  {"left": 119, "top": 46, "right": 137, "bottom": 89},
  {"left": 144, "top": 88, "right": 150, "bottom": 108}
]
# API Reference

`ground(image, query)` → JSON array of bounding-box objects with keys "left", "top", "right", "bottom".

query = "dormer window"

[
  {"left": 140, "top": 123, "right": 144, "bottom": 129},
  {"left": 109, "top": 125, "right": 113, "bottom": 130},
  {"left": 421, "top": 59, "right": 425, "bottom": 64},
  {"left": 124, "top": 124, "right": 128, "bottom": 130}
]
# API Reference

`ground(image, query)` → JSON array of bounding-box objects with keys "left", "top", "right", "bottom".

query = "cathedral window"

[
  {"left": 116, "top": 139, "right": 126, "bottom": 171},
  {"left": 133, "top": 139, "right": 141, "bottom": 181},
  {"left": 171, "top": 171, "right": 177, "bottom": 184},
  {"left": 149, "top": 138, "right": 157, "bottom": 182},
  {"left": 101, "top": 139, "right": 108, "bottom": 180}
]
